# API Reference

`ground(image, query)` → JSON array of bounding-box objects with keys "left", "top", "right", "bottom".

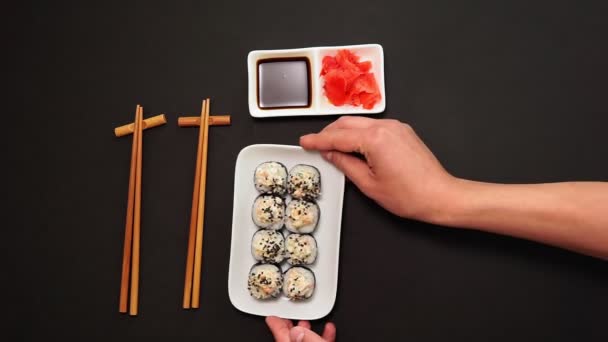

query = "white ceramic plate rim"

[{"left": 227, "top": 144, "right": 345, "bottom": 320}]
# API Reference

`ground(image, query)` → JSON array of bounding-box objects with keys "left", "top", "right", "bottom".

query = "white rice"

[
  {"left": 248, "top": 264, "right": 283, "bottom": 299},
  {"left": 285, "top": 233, "right": 317, "bottom": 265},
  {"left": 285, "top": 199, "right": 319, "bottom": 233},
  {"left": 252, "top": 195, "right": 285, "bottom": 230},
  {"left": 288, "top": 164, "right": 321, "bottom": 200},
  {"left": 254, "top": 161, "right": 288, "bottom": 195},
  {"left": 251, "top": 230, "right": 285, "bottom": 263},
  {"left": 283, "top": 266, "right": 315, "bottom": 300}
]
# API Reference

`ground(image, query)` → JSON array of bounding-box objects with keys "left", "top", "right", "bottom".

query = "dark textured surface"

[{"left": 11, "top": 0, "right": 608, "bottom": 340}]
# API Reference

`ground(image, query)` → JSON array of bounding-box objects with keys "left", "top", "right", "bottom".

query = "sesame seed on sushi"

[
  {"left": 288, "top": 164, "right": 321, "bottom": 200},
  {"left": 252, "top": 195, "right": 285, "bottom": 230},
  {"left": 283, "top": 266, "right": 315, "bottom": 300},
  {"left": 285, "top": 199, "right": 319, "bottom": 234},
  {"left": 285, "top": 233, "right": 317, "bottom": 265},
  {"left": 248, "top": 263, "right": 283, "bottom": 300},
  {"left": 254, "top": 161, "right": 288, "bottom": 196},
  {"left": 251, "top": 229, "right": 285, "bottom": 263}
]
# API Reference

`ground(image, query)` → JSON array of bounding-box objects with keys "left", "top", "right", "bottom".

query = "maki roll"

[
  {"left": 283, "top": 266, "right": 315, "bottom": 300},
  {"left": 285, "top": 199, "right": 319, "bottom": 233},
  {"left": 248, "top": 263, "right": 283, "bottom": 299},
  {"left": 285, "top": 233, "right": 317, "bottom": 265},
  {"left": 254, "top": 161, "right": 288, "bottom": 196},
  {"left": 251, "top": 229, "right": 285, "bottom": 263},
  {"left": 288, "top": 164, "right": 321, "bottom": 200},
  {"left": 252, "top": 195, "right": 285, "bottom": 230}
]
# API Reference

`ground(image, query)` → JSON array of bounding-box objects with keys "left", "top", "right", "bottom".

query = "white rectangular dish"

[
  {"left": 228, "top": 144, "right": 345, "bottom": 320},
  {"left": 247, "top": 44, "right": 386, "bottom": 117}
]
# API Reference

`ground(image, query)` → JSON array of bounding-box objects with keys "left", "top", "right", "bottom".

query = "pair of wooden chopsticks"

[
  {"left": 119, "top": 104, "right": 144, "bottom": 316},
  {"left": 183, "top": 99, "right": 211, "bottom": 309}
]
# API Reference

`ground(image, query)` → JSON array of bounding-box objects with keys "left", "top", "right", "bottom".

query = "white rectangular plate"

[
  {"left": 228, "top": 144, "right": 345, "bottom": 320},
  {"left": 247, "top": 43, "right": 386, "bottom": 117}
]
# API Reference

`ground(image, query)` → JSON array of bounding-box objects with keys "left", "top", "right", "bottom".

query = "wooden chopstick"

[
  {"left": 192, "top": 98, "right": 211, "bottom": 308},
  {"left": 183, "top": 99, "right": 208, "bottom": 308},
  {"left": 119, "top": 105, "right": 140, "bottom": 313},
  {"left": 177, "top": 115, "right": 230, "bottom": 127},
  {"left": 129, "top": 105, "right": 144, "bottom": 316},
  {"left": 114, "top": 114, "right": 167, "bottom": 137}
]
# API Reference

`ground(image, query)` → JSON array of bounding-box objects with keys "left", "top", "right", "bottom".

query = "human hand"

[
  {"left": 300, "top": 116, "right": 457, "bottom": 222},
  {"left": 266, "top": 316, "right": 336, "bottom": 342}
]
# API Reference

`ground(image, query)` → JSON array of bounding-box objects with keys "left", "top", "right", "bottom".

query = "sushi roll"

[
  {"left": 251, "top": 229, "right": 285, "bottom": 263},
  {"left": 252, "top": 195, "right": 285, "bottom": 230},
  {"left": 254, "top": 161, "right": 288, "bottom": 196},
  {"left": 285, "top": 233, "right": 317, "bottom": 265},
  {"left": 248, "top": 263, "right": 283, "bottom": 299},
  {"left": 288, "top": 164, "right": 321, "bottom": 200},
  {"left": 283, "top": 266, "right": 315, "bottom": 300},
  {"left": 285, "top": 199, "right": 319, "bottom": 233}
]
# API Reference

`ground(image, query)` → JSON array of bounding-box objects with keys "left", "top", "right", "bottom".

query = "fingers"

[
  {"left": 265, "top": 316, "right": 291, "bottom": 342},
  {"left": 297, "top": 321, "right": 311, "bottom": 329},
  {"left": 322, "top": 116, "right": 377, "bottom": 132},
  {"left": 300, "top": 128, "right": 367, "bottom": 153},
  {"left": 267, "top": 317, "right": 336, "bottom": 342},
  {"left": 289, "top": 326, "right": 326, "bottom": 342},
  {"left": 322, "top": 322, "right": 337, "bottom": 342},
  {"left": 322, "top": 151, "right": 374, "bottom": 192}
]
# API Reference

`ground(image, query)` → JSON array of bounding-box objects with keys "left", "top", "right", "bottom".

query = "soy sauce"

[{"left": 257, "top": 57, "right": 311, "bottom": 109}]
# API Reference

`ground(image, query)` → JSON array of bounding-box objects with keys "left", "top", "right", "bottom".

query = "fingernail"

[
  {"left": 321, "top": 151, "right": 333, "bottom": 161},
  {"left": 300, "top": 134, "right": 312, "bottom": 142},
  {"left": 290, "top": 327, "right": 305, "bottom": 342}
]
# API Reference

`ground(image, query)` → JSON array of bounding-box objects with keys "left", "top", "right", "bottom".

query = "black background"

[{"left": 10, "top": 0, "right": 608, "bottom": 340}]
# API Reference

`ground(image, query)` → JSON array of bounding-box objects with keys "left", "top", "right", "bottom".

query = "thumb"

[
  {"left": 322, "top": 151, "right": 373, "bottom": 192},
  {"left": 289, "top": 326, "right": 325, "bottom": 342}
]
